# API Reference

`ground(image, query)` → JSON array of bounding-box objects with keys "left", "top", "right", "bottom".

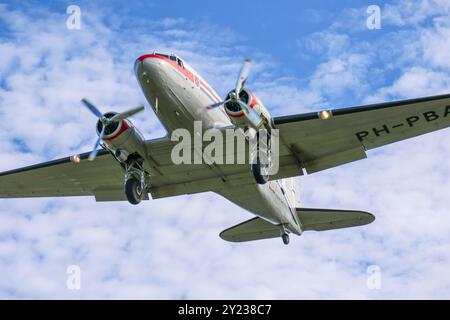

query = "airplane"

[{"left": 0, "top": 51, "right": 449, "bottom": 245}]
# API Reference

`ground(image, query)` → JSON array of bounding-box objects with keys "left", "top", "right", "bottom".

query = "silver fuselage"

[{"left": 134, "top": 54, "right": 302, "bottom": 235}]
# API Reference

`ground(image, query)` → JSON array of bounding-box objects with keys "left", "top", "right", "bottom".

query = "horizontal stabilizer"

[
  {"left": 220, "top": 208, "right": 375, "bottom": 243},
  {"left": 296, "top": 208, "right": 375, "bottom": 231},
  {"left": 220, "top": 217, "right": 281, "bottom": 242}
]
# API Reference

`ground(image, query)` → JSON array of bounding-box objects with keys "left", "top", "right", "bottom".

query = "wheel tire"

[
  {"left": 282, "top": 233, "right": 290, "bottom": 245},
  {"left": 251, "top": 157, "right": 269, "bottom": 185},
  {"left": 125, "top": 178, "right": 143, "bottom": 205}
]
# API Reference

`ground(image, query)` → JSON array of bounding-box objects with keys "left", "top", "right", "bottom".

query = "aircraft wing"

[
  {"left": 0, "top": 137, "right": 256, "bottom": 201},
  {"left": 1, "top": 94, "right": 449, "bottom": 201},
  {"left": 0, "top": 150, "right": 132, "bottom": 201},
  {"left": 273, "top": 94, "right": 450, "bottom": 174}
]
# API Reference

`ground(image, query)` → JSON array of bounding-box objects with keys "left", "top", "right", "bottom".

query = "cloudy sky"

[{"left": 0, "top": 0, "right": 450, "bottom": 299}]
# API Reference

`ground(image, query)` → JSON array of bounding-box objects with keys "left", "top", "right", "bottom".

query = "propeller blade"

[
  {"left": 206, "top": 99, "right": 230, "bottom": 110},
  {"left": 81, "top": 98, "right": 103, "bottom": 118},
  {"left": 88, "top": 126, "right": 106, "bottom": 161},
  {"left": 235, "top": 59, "right": 251, "bottom": 96},
  {"left": 110, "top": 105, "right": 145, "bottom": 122}
]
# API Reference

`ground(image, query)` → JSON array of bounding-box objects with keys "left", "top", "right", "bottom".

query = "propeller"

[
  {"left": 80, "top": 98, "right": 145, "bottom": 161},
  {"left": 235, "top": 59, "right": 251, "bottom": 98},
  {"left": 81, "top": 98, "right": 103, "bottom": 118},
  {"left": 89, "top": 125, "right": 105, "bottom": 161},
  {"left": 206, "top": 99, "right": 230, "bottom": 110},
  {"left": 110, "top": 105, "right": 145, "bottom": 122},
  {"left": 205, "top": 59, "right": 252, "bottom": 110}
]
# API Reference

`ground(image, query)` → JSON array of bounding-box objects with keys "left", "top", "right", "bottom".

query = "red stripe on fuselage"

[
  {"left": 269, "top": 182, "right": 277, "bottom": 194},
  {"left": 199, "top": 80, "right": 221, "bottom": 103},
  {"left": 137, "top": 54, "right": 222, "bottom": 103}
]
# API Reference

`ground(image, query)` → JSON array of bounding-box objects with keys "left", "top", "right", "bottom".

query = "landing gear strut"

[{"left": 124, "top": 157, "right": 147, "bottom": 205}]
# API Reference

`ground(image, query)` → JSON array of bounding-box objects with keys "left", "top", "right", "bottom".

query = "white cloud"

[
  {"left": 0, "top": 1, "right": 450, "bottom": 299},
  {"left": 383, "top": 0, "right": 450, "bottom": 27},
  {"left": 365, "top": 67, "right": 450, "bottom": 102}
]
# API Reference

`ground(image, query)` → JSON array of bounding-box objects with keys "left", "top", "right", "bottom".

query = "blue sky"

[{"left": 0, "top": 0, "right": 450, "bottom": 299}]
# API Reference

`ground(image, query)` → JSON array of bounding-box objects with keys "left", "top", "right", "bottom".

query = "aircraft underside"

[{"left": 1, "top": 51, "right": 449, "bottom": 244}]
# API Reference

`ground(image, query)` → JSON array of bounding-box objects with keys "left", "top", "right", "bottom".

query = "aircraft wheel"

[
  {"left": 251, "top": 157, "right": 269, "bottom": 185},
  {"left": 125, "top": 178, "right": 143, "bottom": 205},
  {"left": 282, "top": 233, "right": 290, "bottom": 245}
]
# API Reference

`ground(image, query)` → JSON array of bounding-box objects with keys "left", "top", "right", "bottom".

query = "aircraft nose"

[
  {"left": 134, "top": 57, "right": 143, "bottom": 75},
  {"left": 134, "top": 54, "right": 165, "bottom": 86},
  {"left": 135, "top": 55, "right": 157, "bottom": 76}
]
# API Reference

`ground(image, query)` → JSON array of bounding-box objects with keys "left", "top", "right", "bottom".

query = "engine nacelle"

[
  {"left": 224, "top": 89, "right": 271, "bottom": 129},
  {"left": 96, "top": 112, "right": 146, "bottom": 162}
]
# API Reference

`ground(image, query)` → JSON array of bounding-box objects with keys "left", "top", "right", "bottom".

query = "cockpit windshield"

[
  {"left": 154, "top": 52, "right": 184, "bottom": 68},
  {"left": 154, "top": 52, "right": 169, "bottom": 59}
]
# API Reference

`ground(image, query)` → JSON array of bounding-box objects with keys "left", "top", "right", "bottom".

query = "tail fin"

[{"left": 220, "top": 208, "right": 375, "bottom": 243}]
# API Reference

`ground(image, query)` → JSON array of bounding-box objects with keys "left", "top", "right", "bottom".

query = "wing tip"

[{"left": 356, "top": 210, "right": 376, "bottom": 225}]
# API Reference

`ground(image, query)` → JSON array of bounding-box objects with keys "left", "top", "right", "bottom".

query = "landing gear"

[
  {"left": 282, "top": 233, "right": 290, "bottom": 245},
  {"left": 250, "top": 131, "right": 271, "bottom": 185},
  {"left": 125, "top": 178, "right": 142, "bottom": 205},
  {"left": 124, "top": 157, "right": 147, "bottom": 205},
  {"left": 251, "top": 157, "right": 269, "bottom": 184}
]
